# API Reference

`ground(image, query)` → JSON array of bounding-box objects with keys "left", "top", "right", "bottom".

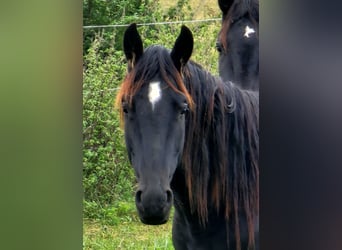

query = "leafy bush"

[
  {"left": 83, "top": 39, "right": 134, "bottom": 207},
  {"left": 83, "top": 0, "right": 144, "bottom": 53}
]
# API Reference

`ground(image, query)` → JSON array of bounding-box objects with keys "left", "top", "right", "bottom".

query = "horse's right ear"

[
  {"left": 123, "top": 23, "right": 143, "bottom": 71},
  {"left": 218, "top": 0, "right": 234, "bottom": 14}
]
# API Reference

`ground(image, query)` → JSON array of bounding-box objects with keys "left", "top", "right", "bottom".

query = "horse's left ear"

[
  {"left": 171, "top": 25, "right": 193, "bottom": 72},
  {"left": 123, "top": 23, "right": 143, "bottom": 71}
]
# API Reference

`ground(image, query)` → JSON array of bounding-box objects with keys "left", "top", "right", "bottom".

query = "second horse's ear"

[
  {"left": 123, "top": 23, "right": 143, "bottom": 71},
  {"left": 218, "top": 0, "right": 234, "bottom": 15},
  {"left": 171, "top": 25, "right": 193, "bottom": 72}
]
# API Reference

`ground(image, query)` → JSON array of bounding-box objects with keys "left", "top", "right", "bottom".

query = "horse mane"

[
  {"left": 181, "top": 61, "right": 259, "bottom": 249},
  {"left": 115, "top": 45, "right": 194, "bottom": 122},
  {"left": 219, "top": 0, "right": 259, "bottom": 52},
  {"left": 116, "top": 45, "right": 259, "bottom": 249}
]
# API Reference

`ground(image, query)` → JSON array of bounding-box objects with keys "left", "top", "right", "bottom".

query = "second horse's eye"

[{"left": 180, "top": 103, "right": 189, "bottom": 115}]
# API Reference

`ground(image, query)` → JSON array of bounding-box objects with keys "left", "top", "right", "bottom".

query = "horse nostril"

[
  {"left": 136, "top": 190, "right": 142, "bottom": 203},
  {"left": 166, "top": 190, "right": 173, "bottom": 203}
]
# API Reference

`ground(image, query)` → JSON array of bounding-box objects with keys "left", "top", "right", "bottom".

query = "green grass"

[
  {"left": 83, "top": 218, "right": 174, "bottom": 250},
  {"left": 84, "top": 200, "right": 175, "bottom": 249}
]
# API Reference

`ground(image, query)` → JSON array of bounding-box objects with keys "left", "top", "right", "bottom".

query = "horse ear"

[
  {"left": 123, "top": 23, "right": 143, "bottom": 71},
  {"left": 171, "top": 25, "right": 193, "bottom": 72},
  {"left": 218, "top": 0, "right": 234, "bottom": 14}
]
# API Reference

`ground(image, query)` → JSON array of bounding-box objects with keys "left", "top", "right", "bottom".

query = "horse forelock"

[{"left": 115, "top": 45, "right": 194, "bottom": 124}]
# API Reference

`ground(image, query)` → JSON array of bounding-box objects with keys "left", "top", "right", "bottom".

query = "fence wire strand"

[{"left": 83, "top": 18, "right": 221, "bottom": 29}]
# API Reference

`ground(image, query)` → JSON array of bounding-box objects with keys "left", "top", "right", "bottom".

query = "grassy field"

[
  {"left": 84, "top": 218, "right": 174, "bottom": 250},
  {"left": 83, "top": 199, "right": 176, "bottom": 249}
]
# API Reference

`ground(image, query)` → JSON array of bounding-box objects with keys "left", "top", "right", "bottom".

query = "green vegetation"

[
  {"left": 84, "top": 219, "right": 173, "bottom": 250},
  {"left": 83, "top": 0, "right": 220, "bottom": 248}
]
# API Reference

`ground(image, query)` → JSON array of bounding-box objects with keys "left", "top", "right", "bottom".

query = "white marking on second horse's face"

[
  {"left": 148, "top": 81, "right": 162, "bottom": 111},
  {"left": 244, "top": 25, "right": 255, "bottom": 38}
]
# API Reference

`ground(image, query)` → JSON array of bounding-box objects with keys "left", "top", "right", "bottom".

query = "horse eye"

[
  {"left": 180, "top": 103, "right": 189, "bottom": 115},
  {"left": 215, "top": 42, "right": 223, "bottom": 53},
  {"left": 122, "top": 101, "right": 129, "bottom": 114}
]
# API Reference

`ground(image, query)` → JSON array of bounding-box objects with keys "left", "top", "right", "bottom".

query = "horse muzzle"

[{"left": 135, "top": 187, "right": 173, "bottom": 225}]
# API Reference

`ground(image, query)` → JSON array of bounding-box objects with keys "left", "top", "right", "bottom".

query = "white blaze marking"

[
  {"left": 148, "top": 81, "right": 162, "bottom": 110},
  {"left": 244, "top": 25, "right": 255, "bottom": 38}
]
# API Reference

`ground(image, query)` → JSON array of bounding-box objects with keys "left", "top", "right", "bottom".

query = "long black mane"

[{"left": 181, "top": 60, "right": 259, "bottom": 248}]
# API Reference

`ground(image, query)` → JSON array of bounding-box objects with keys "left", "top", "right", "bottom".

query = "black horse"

[
  {"left": 116, "top": 24, "right": 259, "bottom": 250},
  {"left": 216, "top": 0, "right": 259, "bottom": 90}
]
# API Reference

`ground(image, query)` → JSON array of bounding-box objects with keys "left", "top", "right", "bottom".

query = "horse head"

[{"left": 118, "top": 24, "right": 193, "bottom": 225}]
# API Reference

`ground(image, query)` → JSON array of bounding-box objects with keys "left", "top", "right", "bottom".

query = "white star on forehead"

[
  {"left": 244, "top": 25, "right": 255, "bottom": 38},
  {"left": 148, "top": 81, "right": 162, "bottom": 111}
]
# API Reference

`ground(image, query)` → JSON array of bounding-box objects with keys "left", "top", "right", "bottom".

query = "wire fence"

[
  {"left": 83, "top": 18, "right": 221, "bottom": 95},
  {"left": 83, "top": 88, "right": 120, "bottom": 93},
  {"left": 83, "top": 18, "right": 221, "bottom": 29}
]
